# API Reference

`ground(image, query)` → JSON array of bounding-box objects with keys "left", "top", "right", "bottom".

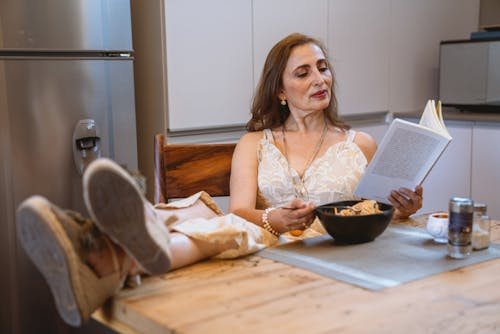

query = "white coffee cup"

[{"left": 426, "top": 212, "right": 449, "bottom": 243}]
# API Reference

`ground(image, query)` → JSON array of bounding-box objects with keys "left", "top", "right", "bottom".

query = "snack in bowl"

[
  {"left": 334, "top": 199, "right": 382, "bottom": 216},
  {"left": 315, "top": 200, "right": 394, "bottom": 244}
]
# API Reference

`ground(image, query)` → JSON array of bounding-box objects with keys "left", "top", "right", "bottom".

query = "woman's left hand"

[{"left": 388, "top": 185, "right": 423, "bottom": 219}]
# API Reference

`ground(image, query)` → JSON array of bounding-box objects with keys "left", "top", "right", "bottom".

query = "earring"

[{"left": 280, "top": 98, "right": 287, "bottom": 106}]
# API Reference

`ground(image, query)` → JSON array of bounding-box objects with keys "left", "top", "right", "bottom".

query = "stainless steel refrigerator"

[{"left": 0, "top": 1, "right": 138, "bottom": 333}]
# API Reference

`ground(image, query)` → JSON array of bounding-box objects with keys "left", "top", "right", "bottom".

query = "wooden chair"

[{"left": 154, "top": 134, "right": 236, "bottom": 204}]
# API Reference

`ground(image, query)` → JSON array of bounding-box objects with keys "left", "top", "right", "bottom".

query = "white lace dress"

[
  {"left": 257, "top": 129, "right": 368, "bottom": 240},
  {"left": 168, "top": 128, "right": 368, "bottom": 258}
]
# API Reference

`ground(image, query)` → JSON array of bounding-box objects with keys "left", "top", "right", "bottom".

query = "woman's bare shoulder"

[
  {"left": 236, "top": 131, "right": 263, "bottom": 149},
  {"left": 232, "top": 131, "right": 264, "bottom": 174},
  {"left": 353, "top": 131, "right": 378, "bottom": 163}
]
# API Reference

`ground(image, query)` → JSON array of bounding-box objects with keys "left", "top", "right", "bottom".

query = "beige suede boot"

[
  {"left": 83, "top": 158, "right": 172, "bottom": 275},
  {"left": 16, "top": 196, "right": 125, "bottom": 327}
]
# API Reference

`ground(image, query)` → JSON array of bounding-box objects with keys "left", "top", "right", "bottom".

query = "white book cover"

[{"left": 354, "top": 100, "right": 452, "bottom": 204}]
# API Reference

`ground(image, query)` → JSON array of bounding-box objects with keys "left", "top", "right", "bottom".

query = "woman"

[
  {"left": 230, "top": 33, "right": 422, "bottom": 239},
  {"left": 16, "top": 33, "right": 422, "bottom": 327}
]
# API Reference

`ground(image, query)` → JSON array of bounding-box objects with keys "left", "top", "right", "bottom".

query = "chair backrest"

[{"left": 154, "top": 134, "right": 236, "bottom": 204}]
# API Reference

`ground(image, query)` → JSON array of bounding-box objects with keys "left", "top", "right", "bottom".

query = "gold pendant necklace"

[{"left": 282, "top": 119, "right": 328, "bottom": 200}]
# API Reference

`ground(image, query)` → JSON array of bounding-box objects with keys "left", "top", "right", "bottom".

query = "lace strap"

[
  {"left": 345, "top": 130, "right": 357, "bottom": 144},
  {"left": 258, "top": 129, "right": 274, "bottom": 162},
  {"left": 262, "top": 128, "right": 274, "bottom": 142}
]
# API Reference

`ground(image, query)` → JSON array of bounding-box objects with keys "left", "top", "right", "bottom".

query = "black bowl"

[{"left": 315, "top": 200, "right": 394, "bottom": 244}]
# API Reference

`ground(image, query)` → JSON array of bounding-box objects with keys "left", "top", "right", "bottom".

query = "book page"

[
  {"left": 371, "top": 127, "right": 441, "bottom": 181},
  {"left": 354, "top": 118, "right": 451, "bottom": 204},
  {"left": 419, "top": 100, "right": 451, "bottom": 139}
]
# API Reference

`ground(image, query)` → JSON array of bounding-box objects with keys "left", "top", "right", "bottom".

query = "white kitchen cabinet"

[
  {"left": 329, "top": 0, "right": 390, "bottom": 116},
  {"left": 253, "top": 0, "right": 328, "bottom": 86},
  {"left": 389, "top": 0, "right": 479, "bottom": 114},
  {"left": 420, "top": 121, "right": 472, "bottom": 214},
  {"left": 161, "top": 0, "right": 479, "bottom": 132},
  {"left": 471, "top": 123, "right": 500, "bottom": 220},
  {"left": 164, "top": 0, "right": 253, "bottom": 131}
]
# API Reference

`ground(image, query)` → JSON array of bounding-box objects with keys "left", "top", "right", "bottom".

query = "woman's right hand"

[{"left": 269, "top": 199, "right": 316, "bottom": 233}]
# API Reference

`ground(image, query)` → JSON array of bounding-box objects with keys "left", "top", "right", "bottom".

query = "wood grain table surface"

[{"left": 93, "top": 216, "right": 500, "bottom": 334}]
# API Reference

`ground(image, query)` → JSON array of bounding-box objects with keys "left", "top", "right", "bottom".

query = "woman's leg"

[
  {"left": 154, "top": 198, "right": 220, "bottom": 225},
  {"left": 168, "top": 232, "right": 238, "bottom": 269},
  {"left": 84, "top": 159, "right": 172, "bottom": 275},
  {"left": 83, "top": 158, "right": 238, "bottom": 275},
  {"left": 155, "top": 198, "right": 239, "bottom": 268},
  {"left": 86, "top": 237, "right": 128, "bottom": 277},
  {"left": 16, "top": 196, "right": 126, "bottom": 327},
  {"left": 89, "top": 232, "right": 237, "bottom": 277}
]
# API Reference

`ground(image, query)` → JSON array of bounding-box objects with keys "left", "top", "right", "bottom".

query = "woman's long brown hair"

[{"left": 246, "top": 33, "right": 349, "bottom": 132}]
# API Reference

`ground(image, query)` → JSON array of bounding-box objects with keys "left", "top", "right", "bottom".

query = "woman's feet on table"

[
  {"left": 83, "top": 158, "right": 172, "bottom": 275},
  {"left": 16, "top": 196, "right": 125, "bottom": 327}
]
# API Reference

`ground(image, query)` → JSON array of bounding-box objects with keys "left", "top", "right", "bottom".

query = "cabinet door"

[
  {"left": 329, "top": 0, "right": 390, "bottom": 116},
  {"left": 420, "top": 121, "right": 472, "bottom": 214},
  {"left": 164, "top": 0, "right": 253, "bottom": 131},
  {"left": 253, "top": 0, "right": 328, "bottom": 86},
  {"left": 390, "top": 0, "right": 479, "bottom": 113},
  {"left": 471, "top": 124, "right": 500, "bottom": 220}
]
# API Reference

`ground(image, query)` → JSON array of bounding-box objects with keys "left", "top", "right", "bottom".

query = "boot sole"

[
  {"left": 84, "top": 160, "right": 171, "bottom": 275},
  {"left": 16, "top": 196, "right": 84, "bottom": 327}
]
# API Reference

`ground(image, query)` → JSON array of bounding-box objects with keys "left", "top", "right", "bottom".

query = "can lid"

[
  {"left": 473, "top": 202, "right": 487, "bottom": 213},
  {"left": 450, "top": 196, "right": 473, "bottom": 203},
  {"left": 449, "top": 197, "right": 474, "bottom": 212}
]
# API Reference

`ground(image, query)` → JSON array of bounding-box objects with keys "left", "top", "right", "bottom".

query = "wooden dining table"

[{"left": 93, "top": 216, "right": 500, "bottom": 334}]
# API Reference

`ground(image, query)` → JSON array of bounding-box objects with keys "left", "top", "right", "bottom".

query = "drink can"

[{"left": 448, "top": 197, "right": 473, "bottom": 259}]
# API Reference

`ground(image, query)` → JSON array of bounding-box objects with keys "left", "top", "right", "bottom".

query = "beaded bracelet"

[{"left": 262, "top": 207, "right": 280, "bottom": 237}]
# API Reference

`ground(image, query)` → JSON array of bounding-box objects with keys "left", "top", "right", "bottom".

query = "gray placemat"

[{"left": 258, "top": 224, "right": 500, "bottom": 290}]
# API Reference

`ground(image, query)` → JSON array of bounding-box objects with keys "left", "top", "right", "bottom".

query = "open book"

[{"left": 354, "top": 100, "right": 452, "bottom": 204}]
